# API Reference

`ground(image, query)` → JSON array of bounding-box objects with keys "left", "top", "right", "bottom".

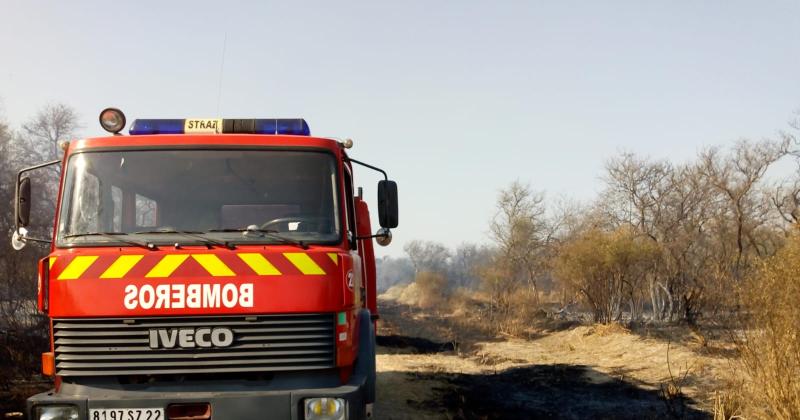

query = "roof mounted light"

[
  {"left": 129, "top": 119, "right": 185, "bottom": 135},
  {"left": 129, "top": 118, "right": 311, "bottom": 136},
  {"left": 99, "top": 108, "right": 126, "bottom": 134}
]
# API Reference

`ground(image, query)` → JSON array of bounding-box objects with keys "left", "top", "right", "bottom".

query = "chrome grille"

[{"left": 53, "top": 313, "right": 336, "bottom": 377}]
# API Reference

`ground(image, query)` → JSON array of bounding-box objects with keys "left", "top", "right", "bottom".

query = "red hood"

[{"left": 46, "top": 245, "right": 352, "bottom": 318}]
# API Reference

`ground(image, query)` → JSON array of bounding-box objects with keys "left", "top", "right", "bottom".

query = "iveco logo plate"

[{"left": 148, "top": 327, "right": 234, "bottom": 349}]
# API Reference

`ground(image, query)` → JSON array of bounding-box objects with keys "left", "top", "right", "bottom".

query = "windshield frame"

[{"left": 54, "top": 145, "right": 345, "bottom": 249}]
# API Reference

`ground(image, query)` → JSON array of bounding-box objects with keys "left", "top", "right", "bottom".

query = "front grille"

[{"left": 53, "top": 313, "right": 336, "bottom": 377}]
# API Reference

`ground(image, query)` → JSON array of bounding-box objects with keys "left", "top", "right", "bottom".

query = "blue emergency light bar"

[{"left": 128, "top": 118, "right": 311, "bottom": 136}]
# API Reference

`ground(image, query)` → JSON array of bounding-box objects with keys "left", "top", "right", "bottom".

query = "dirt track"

[{"left": 373, "top": 297, "right": 727, "bottom": 419}]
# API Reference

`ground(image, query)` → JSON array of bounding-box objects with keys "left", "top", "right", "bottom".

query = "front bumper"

[{"left": 27, "top": 377, "right": 367, "bottom": 420}]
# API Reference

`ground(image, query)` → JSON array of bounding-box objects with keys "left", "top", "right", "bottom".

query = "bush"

[
  {"left": 554, "top": 227, "right": 660, "bottom": 323},
  {"left": 415, "top": 271, "right": 448, "bottom": 310},
  {"left": 736, "top": 231, "right": 800, "bottom": 419}
]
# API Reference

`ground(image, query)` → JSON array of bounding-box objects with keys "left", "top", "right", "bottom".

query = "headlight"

[
  {"left": 35, "top": 405, "right": 79, "bottom": 420},
  {"left": 304, "top": 397, "right": 345, "bottom": 420}
]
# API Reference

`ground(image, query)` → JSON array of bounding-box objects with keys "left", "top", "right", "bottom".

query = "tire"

[{"left": 355, "top": 309, "right": 377, "bottom": 404}]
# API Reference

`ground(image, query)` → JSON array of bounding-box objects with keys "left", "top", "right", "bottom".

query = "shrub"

[
  {"left": 554, "top": 227, "right": 660, "bottom": 323},
  {"left": 415, "top": 271, "right": 448, "bottom": 310},
  {"left": 736, "top": 231, "right": 800, "bottom": 419}
]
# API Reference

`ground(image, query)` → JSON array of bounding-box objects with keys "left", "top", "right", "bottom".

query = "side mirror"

[
  {"left": 375, "top": 227, "right": 392, "bottom": 247},
  {"left": 9, "top": 159, "right": 61, "bottom": 250},
  {"left": 11, "top": 227, "right": 28, "bottom": 251},
  {"left": 16, "top": 176, "right": 31, "bottom": 228},
  {"left": 377, "top": 180, "right": 398, "bottom": 229}
]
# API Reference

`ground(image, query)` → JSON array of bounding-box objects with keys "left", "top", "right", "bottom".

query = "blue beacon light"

[{"left": 129, "top": 119, "right": 184, "bottom": 135}]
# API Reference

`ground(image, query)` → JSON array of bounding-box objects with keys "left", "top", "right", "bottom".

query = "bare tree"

[
  {"left": 698, "top": 139, "right": 789, "bottom": 279},
  {"left": 603, "top": 152, "right": 673, "bottom": 241},
  {"left": 403, "top": 240, "right": 451, "bottom": 275},
  {"left": 12, "top": 104, "right": 82, "bottom": 238},
  {"left": 21, "top": 103, "right": 80, "bottom": 162},
  {"left": 488, "top": 181, "right": 547, "bottom": 304},
  {"left": 771, "top": 160, "right": 800, "bottom": 226},
  {"left": 448, "top": 243, "right": 494, "bottom": 290}
]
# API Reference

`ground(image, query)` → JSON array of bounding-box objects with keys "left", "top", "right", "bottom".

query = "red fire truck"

[{"left": 11, "top": 109, "right": 398, "bottom": 420}]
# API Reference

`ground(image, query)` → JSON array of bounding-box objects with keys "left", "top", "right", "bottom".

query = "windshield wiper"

[
  {"left": 62, "top": 232, "right": 157, "bottom": 250},
  {"left": 134, "top": 229, "right": 236, "bottom": 250},
  {"left": 207, "top": 227, "right": 309, "bottom": 250}
]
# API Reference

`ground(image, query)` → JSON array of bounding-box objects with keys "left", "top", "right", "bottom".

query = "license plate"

[{"left": 89, "top": 408, "right": 164, "bottom": 420}]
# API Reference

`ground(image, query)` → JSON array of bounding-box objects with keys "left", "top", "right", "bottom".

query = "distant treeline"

[
  {"left": 376, "top": 242, "right": 493, "bottom": 293},
  {"left": 392, "top": 114, "right": 800, "bottom": 328}
]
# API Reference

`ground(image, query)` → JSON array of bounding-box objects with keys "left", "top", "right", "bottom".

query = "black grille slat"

[
  {"left": 55, "top": 338, "right": 149, "bottom": 345},
  {"left": 54, "top": 340, "right": 334, "bottom": 353},
  {"left": 230, "top": 326, "right": 331, "bottom": 333},
  {"left": 57, "top": 356, "right": 334, "bottom": 369},
  {"left": 52, "top": 314, "right": 336, "bottom": 377},
  {"left": 236, "top": 333, "right": 333, "bottom": 341},
  {"left": 57, "top": 364, "right": 335, "bottom": 377},
  {"left": 56, "top": 348, "right": 332, "bottom": 361},
  {"left": 54, "top": 318, "right": 330, "bottom": 329},
  {"left": 55, "top": 330, "right": 149, "bottom": 337}
]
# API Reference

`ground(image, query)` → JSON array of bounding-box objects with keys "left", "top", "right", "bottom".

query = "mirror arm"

[
  {"left": 346, "top": 158, "right": 397, "bottom": 231},
  {"left": 346, "top": 158, "right": 388, "bottom": 181},
  {"left": 355, "top": 232, "right": 390, "bottom": 240},
  {"left": 18, "top": 236, "right": 52, "bottom": 244},
  {"left": 15, "top": 159, "right": 61, "bottom": 232},
  {"left": 17, "top": 159, "right": 61, "bottom": 178}
]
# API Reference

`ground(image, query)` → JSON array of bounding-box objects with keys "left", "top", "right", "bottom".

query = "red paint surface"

[
  {"left": 355, "top": 198, "right": 378, "bottom": 318},
  {"left": 47, "top": 246, "right": 348, "bottom": 317}
]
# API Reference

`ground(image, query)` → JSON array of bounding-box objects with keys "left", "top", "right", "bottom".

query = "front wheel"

[{"left": 355, "top": 309, "right": 377, "bottom": 405}]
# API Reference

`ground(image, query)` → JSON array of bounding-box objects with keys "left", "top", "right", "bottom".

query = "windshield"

[{"left": 57, "top": 149, "right": 341, "bottom": 247}]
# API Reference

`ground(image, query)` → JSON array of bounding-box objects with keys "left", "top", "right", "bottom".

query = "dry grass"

[
  {"left": 712, "top": 389, "right": 744, "bottom": 420},
  {"left": 723, "top": 233, "right": 800, "bottom": 419}
]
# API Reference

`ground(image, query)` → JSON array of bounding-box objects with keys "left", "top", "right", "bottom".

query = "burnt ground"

[
  {"left": 411, "top": 365, "right": 707, "bottom": 420},
  {"left": 375, "top": 299, "right": 712, "bottom": 419},
  {"left": 377, "top": 335, "right": 457, "bottom": 354}
]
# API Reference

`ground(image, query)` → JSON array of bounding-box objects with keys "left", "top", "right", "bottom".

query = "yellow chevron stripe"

[
  {"left": 327, "top": 253, "right": 338, "bottom": 265},
  {"left": 48, "top": 257, "right": 57, "bottom": 269},
  {"left": 145, "top": 254, "right": 189, "bottom": 278},
  {"left": 58, "top": 256, "right": 98, "bottom": 280},
  {"left": 284, "top": 253, "right": 325, "bottom": 275},
  {"left": 192, "top": 254, "right": 235, "bottom": 277},
  {"left": 238, "top": 253, "right": 281, "bottom": 276},
  {"left": 100, "top": 255, "right": 144, "bottom": 279}
]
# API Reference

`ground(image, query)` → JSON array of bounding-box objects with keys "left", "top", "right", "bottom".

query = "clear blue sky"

[{"left": 2, "top": 1, "right": 799, "bottom": 256}]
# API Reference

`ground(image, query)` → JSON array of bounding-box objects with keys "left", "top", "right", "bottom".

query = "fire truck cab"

[{"left": 12, "top": 109, "right": 398, "bottom": 420}]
